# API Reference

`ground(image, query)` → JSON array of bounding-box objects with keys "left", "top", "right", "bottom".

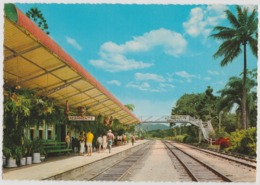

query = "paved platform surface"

[
  {"left": 126, "top": 140, "right": 179, "bottom": 181},
  {"left": 2, "top": 140, "right": 148, "bottom": 180}
]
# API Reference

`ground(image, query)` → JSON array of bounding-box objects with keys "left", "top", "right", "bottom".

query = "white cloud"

[
  {"left": 65, "top": 36, "right": 82, "bottom": 51},
  {"left": 89, "top": 57, "right": 152, "bottom": 72},
  {"left": 160, "top": 83, "right": 175, "bottom": 88},
  {"left": 89, "top": 28, "right": 187, "bottom": 72},
  {"left": 126, "top": 73, "right": 175, "bottom": 92},
  {"left": 207, "top": 70, "right": 219, "bottom": 75},
  {"left": 183, "top": 7, "right": 205, "bottom": 37},
  {"left": 126, "top": 81, "right": 155, "bottom": 92},
  {"left": 204, "top": 77, "right": 211, "bottom": 81},
  {"left": 126, "top": 80, "right": 174, "bottom": 92},
  {"left": 135, "top": 73, "right": 165, "bottom": 82},
  {"left": 183, "top": 5, "right": 227, "bottom": 38},
  {"left": 175, "top": 71, "right": 197, "bottom": 83},
  {"left": 107, "top": 80, "right": 121, "bottom": 86}
]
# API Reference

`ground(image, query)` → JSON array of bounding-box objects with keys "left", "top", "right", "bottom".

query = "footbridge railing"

[{"left": 166, "top": 115, "right": 214, "bottom": 141}]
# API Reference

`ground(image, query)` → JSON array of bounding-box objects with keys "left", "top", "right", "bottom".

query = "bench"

[{"left": 42, "top": 140, "right": 72, "bottom": 156}]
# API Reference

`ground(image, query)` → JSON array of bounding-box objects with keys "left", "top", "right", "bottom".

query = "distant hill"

[{"left": 136, "top": 123, "right": 170, "bottom": 131}]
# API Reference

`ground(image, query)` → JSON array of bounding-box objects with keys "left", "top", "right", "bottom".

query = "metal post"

[
  {"left": 219, "top": 111, "right": 223, "bottom": 132},
  {"left": 198, "top": 129, "right": 201, "bottom": 143}
]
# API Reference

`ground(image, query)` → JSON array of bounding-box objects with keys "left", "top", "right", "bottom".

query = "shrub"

[
  {"left": 228, "top": 129, "right": 245, "bottom": 151},
  {"left": 173, "top": 135, "right": 186, "bottom": 142},
  {"left": 228, "top": 128, "right": 256, "bottom": 156},
  {"left": 238, "top": 128, "right": 256, "bottom": 156},
  {"left": 183, "top": 135, "right": 198, "bottom": 143}
]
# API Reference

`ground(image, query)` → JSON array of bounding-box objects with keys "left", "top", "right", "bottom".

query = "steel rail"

[
  {"left": 117, "top": 143, "right": 153, "bottom": 181},
  {"left": 164, "top": 141, "right": 233, "bottom": 182},
  {"left": 177, "top": 142, "right": 256, "bottom": 169},
  {"left": 164, "top": 141, "right": 198, "bottom": 181},
  {"left": 89, "top": 141, "right": 154, "bottom": 181}
]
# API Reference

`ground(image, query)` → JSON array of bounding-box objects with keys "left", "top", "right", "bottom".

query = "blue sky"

[{"left": 14, "top": 3, "right": 258, "bottom": 120}]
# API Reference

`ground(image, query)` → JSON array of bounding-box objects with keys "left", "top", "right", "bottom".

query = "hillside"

[{"left": 136, "top": 123, "right": 170, "bottom": 131}]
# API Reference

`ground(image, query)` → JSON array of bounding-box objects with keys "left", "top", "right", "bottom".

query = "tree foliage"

[
  {"left": 172, "top": 68, "right": 257, "bottom": 131},
  {"left": 210, "top": 6, "right": 258, "bottom": 65},
  {"left": 210, "top": 6, "right": 258, "bottom": 129},
  {"left": 228, "top": 128, "right": 256, "bottom": 156},
  {"left": 172, "top": 86, "right": 218, "bottom": 122},
  {"left": 124, "top": 104, "right": 135, "bottom": 111},
  {"left": 217, "top": 73, "right": 257, "bottom": 128},
  {"left": 26, "top": 7, "right": 50, "bottom": 35},
  {"left": 3, "top": 87, "right": 66, "bottom": 155}
]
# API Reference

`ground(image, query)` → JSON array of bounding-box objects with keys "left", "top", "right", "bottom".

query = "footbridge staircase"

[
  {"left": 166, "top": 115, "right": 214, "bottom": 141},
  {"left": 140, "top": 115, "right": 215, "bottom": 141}
]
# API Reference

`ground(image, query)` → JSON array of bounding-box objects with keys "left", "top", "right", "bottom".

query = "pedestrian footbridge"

[{"left": 140, "top": 115, "right": 215, "bottom": 141}]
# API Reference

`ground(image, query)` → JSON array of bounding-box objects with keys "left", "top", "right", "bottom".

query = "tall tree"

[
  {"left": 218, "top": 75, "right": 257, "bottom": 128},
  {"left": 26, "top": 7, "right": 50, "bottom": 35},
  {"left": 210, "top": 6, "right": 258, "bottom": 129},
  {"left": 172, "top": 87, "right": 218, "bottom": 122}
]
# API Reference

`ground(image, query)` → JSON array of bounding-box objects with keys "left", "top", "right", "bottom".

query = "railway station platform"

[{"left": 2, "top": 140, "right": 149, "bottom": 180}]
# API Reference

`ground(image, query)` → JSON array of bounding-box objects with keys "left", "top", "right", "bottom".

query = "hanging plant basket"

[{"left": 77, "top": 106, "right": 86, "bottom": 116}]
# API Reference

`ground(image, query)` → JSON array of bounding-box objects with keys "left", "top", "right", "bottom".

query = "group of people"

[
  {"left": 96, "top": 129, "right": 115, "bottom": 153},
  {"left": 77, "top": 130, "right": 95, "bottom": 156},
  {"left": 65, "top": 130, "right": 135, "bottom": 156}
]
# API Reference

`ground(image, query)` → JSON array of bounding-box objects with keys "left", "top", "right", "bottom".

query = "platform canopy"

[{"left": 3, "top": 4, "right": 140, "bottom": 125}]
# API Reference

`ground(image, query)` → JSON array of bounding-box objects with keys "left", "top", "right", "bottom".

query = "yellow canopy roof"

[{"left": 3, "top": 4, "right": 140, "bottom": 125}]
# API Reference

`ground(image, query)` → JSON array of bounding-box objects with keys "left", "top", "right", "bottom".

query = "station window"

[
  {"left": 39, "top": 130, "right": 43, "bottom": 139},
  {"left": 48, "top": 130, "right": 52, "bottom": 140},
  {"left": 30, "top": 129, "right": 34, "bottom": 140}
]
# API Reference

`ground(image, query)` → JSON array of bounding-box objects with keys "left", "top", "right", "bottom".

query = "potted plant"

[
  {"left": 39, "top": 145, "right": 46, "bottom": 162},
  {"left": 32, "top": 138, "right": 44, "bottom": 164},
  {"left": 3, "top": 146, "right": 17, "bottom": 168},
  {"left": 24, "top": 138, "right": 33, "bottom": 165},
  {"left": 17, "top": 146, "right": 26, "bottom": 166},
  {"left": 3, "top": 146, "right": 10, "bottom": 167}
]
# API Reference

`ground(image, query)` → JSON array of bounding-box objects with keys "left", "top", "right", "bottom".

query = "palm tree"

[
  {"left": 26, "top": 7, "right": 50, "bottom": 35},
  {"left": 218, "top": 75, "right": 257, "bottom": 128},
  {"left": 124, "top": 104, "right": 135, "bottom": 112},
  {"left": 210, "top": 6, "right": 258, "bottom": 129}
]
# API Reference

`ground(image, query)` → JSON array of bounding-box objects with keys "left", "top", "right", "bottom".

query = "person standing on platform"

[
  {"left": 102, "top": 133, "right": 108, "bottom": 152},
  {"left": 107, "top": 129, "right": 115, "bottom": 153},
  {"left": 123, "top": 134, "right": 127, "bottom": 145},
  {"left": 97, "top": 134, "right": 103, "bottom": 153},
  {"left": 65, "top": 131, "right": 71, "bottom": 149},
  {"left": 78, "top": 131, "right": 85, "bottom": 156},
  {"left": 131, "top": 134, "right": 135, "bottom": 146},
  {"left": 86, "top": 130, "right": 94, "bottom": 156}
]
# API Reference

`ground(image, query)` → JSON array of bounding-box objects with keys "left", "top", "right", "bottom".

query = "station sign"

[{"left": 68, "top": 116, "right": 95, "bottom": 121}]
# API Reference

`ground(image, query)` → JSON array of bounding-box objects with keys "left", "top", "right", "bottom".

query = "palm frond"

[
  {"left": 247, "top": 8, "right": 257, "bottom": 27},
  {"left": 213, "top": 40, "right": 235, "bottom": 58},
  {"left": 237, "top": 6, "right": 248, "bottom": 27},
  {"left": 213, "top": 39, "right": 241, "bottom": 66},
  {"left": 210, "top": 28, "right": 236, "bottom": 40},
  {"left": 225, "top": 9, "right": 240, "bottom": 29},
  {"left": 212, "top": 26, "right": 230, "bottom": 32},
  {"left": 221, "top": 41, "right": 241, "bottom": 66},
  {"left": 248, "top": 37, "right": 258, "bottom": 57}
]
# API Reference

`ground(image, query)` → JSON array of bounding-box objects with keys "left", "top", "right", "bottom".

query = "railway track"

[
  {"left": 88, "top": 141, "right": 154, "bottom": 181},
  {"left": 176, "top": 142, "right": 256, "bottom": 169},
  {"left": 164, "top": 141, "right": 233, "bottom": 182}
]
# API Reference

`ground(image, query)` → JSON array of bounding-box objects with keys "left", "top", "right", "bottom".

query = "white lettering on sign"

[{"left": 68, "top": 116, "right": 95, "bottom": 121}]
